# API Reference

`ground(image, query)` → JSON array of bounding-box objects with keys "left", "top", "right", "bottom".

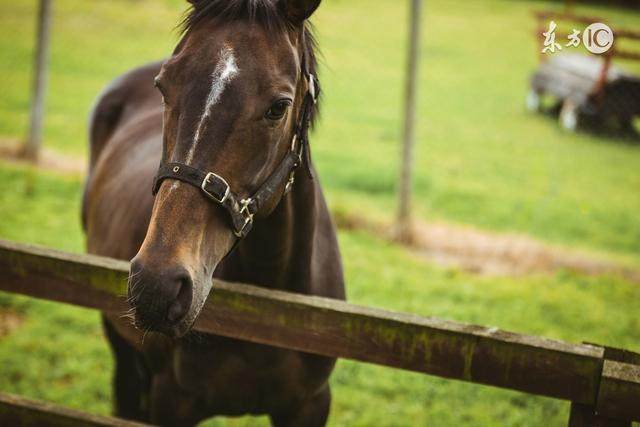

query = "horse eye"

[{"left": 265, "top": 99, "right": 292, "bottom": 121}]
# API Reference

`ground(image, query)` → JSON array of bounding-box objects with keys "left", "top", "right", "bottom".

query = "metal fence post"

[
  {"left": 23, "top": 0, "right": 53, "bottom": 162},
  {"left": 396, "top": 0, "right": 423, "bottom": 243}
]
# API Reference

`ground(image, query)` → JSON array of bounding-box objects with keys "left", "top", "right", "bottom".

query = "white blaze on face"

[{"left": 185, "top": 45, "right": 239, "bottom": 165}]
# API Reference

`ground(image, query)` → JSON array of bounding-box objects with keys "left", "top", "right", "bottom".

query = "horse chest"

[{"left": 166, "top": 337, "right": 323, "bottom": 415}]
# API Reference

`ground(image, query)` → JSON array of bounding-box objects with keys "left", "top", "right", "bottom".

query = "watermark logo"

[
  {"left": 541, "top": 21, "right": 562, "bottom": 54},
  {"left": 541, "top": 21, "right": 614, "bottom": 55},
  {"left": 583, "top": 23, "right": 614, "bottom": 54}
]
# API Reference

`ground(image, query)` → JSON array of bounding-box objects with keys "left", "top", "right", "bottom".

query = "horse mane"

[{"left": 180, "top": 0, "right": 321, "bottom": 125}]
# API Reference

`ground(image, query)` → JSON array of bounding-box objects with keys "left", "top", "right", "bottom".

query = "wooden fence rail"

[
  {"left": 0, "top": 392, "right": 150, "bottom": 427},
  {"left": 0, "top": 239, "right": 638, "bottom": 426}
]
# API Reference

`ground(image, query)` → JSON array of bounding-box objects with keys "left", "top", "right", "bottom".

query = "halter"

[{"left": 151, "top": 72, "right": 319, "bottom": 239}]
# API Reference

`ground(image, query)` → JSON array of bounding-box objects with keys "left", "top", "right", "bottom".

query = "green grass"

[
  {"left": 314, "top": 0, "right": 640, "bottom": 258},
  {"left": 1, "top": 0, "right": 640, "bottom": 425},
  {"left": 1, "top": 0, "right": 639, "bottom": 257},
  {"left": 1, "top": 163, "right": 640, "bottom": 427},
  {"left": 0, "top": 163, "right": 83, "bottom": 252}
]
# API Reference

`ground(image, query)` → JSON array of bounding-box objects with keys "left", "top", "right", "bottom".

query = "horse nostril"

[
  {"left": 166, "top": 274, "right": 193, "bottom": 324},
  {"left": 127, "top": 259, "right": 195, "bottom": 330}
]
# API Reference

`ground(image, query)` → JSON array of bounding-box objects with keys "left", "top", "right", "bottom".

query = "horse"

[{"left": 81, "top": 0, "right": 345, "bottom": 425}]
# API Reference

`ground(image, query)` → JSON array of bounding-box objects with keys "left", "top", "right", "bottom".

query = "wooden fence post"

[
  {"left": 23, "top": 0, "right": 53, "bottom": 162},
  {"left": 568, "top": 403, "right": 630, "bottom": 427},
  {"left": 396, "top": 0, "right": 423, "bottom": 243},
  {"left": 568, "top": 345, "right": 640, "bottom": 426}
]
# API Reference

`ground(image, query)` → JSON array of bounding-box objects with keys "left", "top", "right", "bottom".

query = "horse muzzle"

[{"left": 127, "top": 257, "right": 199, "bottom": 338}]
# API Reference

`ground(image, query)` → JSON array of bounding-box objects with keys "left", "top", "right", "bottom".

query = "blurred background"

[{"left": 0, "top": 0, "right": 639, "bottom": 425}]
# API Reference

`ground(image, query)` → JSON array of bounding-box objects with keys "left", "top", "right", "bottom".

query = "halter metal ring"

[
  {"left": 201, "top": 172, "right": 230, "bottom": 204},
  {"left": 235, "top": 199, "right": 255, "bottom": 238},
  {"left": 234, "top": 218, "right": 253, "bottom": 238},
  {"left": 239, "top": 198, "right": 254, "bottom": 219},
  {"left": 284, "top": 172, "right": 295, "bottom": 194}
]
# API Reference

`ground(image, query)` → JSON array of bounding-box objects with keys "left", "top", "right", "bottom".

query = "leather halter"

[{"left": 152, "top": 72, "right": 319, "bottom": 239}]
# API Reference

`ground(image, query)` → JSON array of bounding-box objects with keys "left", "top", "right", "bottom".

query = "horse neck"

[{"left": 222, "top": 168, "right": 317, "bottom": 292}]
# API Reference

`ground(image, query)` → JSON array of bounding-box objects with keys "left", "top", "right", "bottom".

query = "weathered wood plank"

[
  {"left": 611, "top": 29, "right": 640, "bottom": 42},
  {"left": 586, "top": 344, "right": 640, "bottom": 367},
  {"left": 535, "top": 11, "right": 604, "bottom": 27},
  {"left": 568, "top": 403, "right": 631, "bottom": 427},
  {"left": 0, "top": 240, "right": 129, "bottom": 313},
  {"left": 596, "top": 361, "right": 640, "bottom": 422},
  {"left": 199, "top": 284, "right": 604, "bottom": 404},
  {"left": 0, "top": 392, "right": 150, "bottom": 427},
  {"left": 535, "top": 11, "right": 640, "bottom": 41},
  {"left": 0, "top": 239, "right": 610, "bottom": 406},
  {"left": 615, "top": 50, "right": 640, "bottom": 62}
]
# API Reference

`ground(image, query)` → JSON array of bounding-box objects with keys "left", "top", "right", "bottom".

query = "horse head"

[{"left": 128, "top": 0, "right": 321, "bottom": 338}]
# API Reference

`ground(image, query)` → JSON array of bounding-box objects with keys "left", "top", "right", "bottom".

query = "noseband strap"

[{"left": 151, "top": 73, "right": 319, "bottom": 239}]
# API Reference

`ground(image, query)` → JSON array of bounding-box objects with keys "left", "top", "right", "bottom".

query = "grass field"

[
  {"left": 2, "top": 0, "right": 640, "bottom": 257},
  {"left": 1, "top": 0, "right": 640, "bottom": 426},
  {"left": 2, "top": 164, "right": 639, "bottom": 427}
]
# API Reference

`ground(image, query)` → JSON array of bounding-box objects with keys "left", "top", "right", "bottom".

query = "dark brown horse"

[{"left": 82, "top": 0, "right": 344, "bottom": 425}]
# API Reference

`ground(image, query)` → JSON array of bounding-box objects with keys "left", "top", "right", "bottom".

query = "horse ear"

[{"left": 282, "top": 0, "right": 321, "bottom": 24}]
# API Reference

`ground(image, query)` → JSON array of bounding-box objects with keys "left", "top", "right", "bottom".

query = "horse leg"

[
  {"left": 270, "top": 385, "right": 332, "bottom": 427},
  {"left": 102, "top": 316, "right": 151, "bottom": 421}
]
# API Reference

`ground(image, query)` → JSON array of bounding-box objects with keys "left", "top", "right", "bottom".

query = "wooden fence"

[
  {"left": 0, "top": 392, "right": 148, "bottom": 427},
  {"left": 0, "top": 239, "right": 638, "bottom": 426}
]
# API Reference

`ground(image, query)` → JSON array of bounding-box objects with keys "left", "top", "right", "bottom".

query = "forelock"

[{"left": 180, "top": 0, "right": 289, "bottom": 34}]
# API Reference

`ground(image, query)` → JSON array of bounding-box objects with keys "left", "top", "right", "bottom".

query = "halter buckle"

[{"left": 201, "top": 172, "right": 230, "bottom": 204}]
